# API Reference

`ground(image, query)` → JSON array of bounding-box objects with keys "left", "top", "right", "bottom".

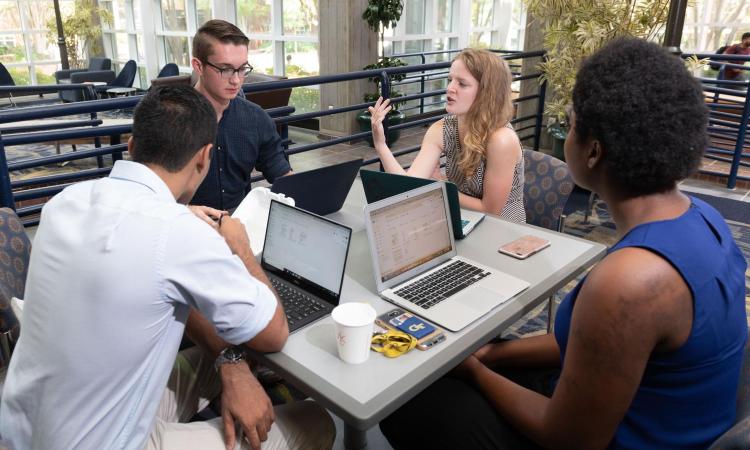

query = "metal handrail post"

[
  {"left": 727, "top": 82, "right": 750, "bottom": 189},
  {"left": 534, "top": 78, "right": 547, "bottom": 152},
  {"left": 0, "top": 136, "right": 14, "bottom": 209},
  {"left": 420, "top": 54, "right": 426, "bottom": 115}
]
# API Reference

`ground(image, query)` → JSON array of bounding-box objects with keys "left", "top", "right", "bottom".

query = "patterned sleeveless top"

[{"left": 442, "top": 115, "right": 526, "bottom": 223}]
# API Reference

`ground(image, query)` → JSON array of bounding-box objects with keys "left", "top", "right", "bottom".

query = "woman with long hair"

[{"left": 369, "top": 48, "right": 525, "bottom": 222}]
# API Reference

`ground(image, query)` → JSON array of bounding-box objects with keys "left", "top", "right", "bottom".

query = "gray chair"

[
  {"left": 710, "top": 333, "right": 750, "bottom": 449},
  {"left": 522, "top": 149, "right": 575, "bottom": 332},
  {"left": 95, "top": 60, "right": 137, "bottom": 96},
  {"left": 55, "top": 57, "right": 115, "bottom": 102},
  {"left": 522, "top": 149, "right": 574, "bottom": 232},
  {"left": 0, "top": 208, "right": 31, "bottom": 371}
]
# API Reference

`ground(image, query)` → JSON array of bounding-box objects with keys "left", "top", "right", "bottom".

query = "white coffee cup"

[{"left": 331, "top": 302, "right": 377, "bottom": 364}]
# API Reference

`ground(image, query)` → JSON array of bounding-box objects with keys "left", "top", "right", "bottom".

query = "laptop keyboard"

[
  {"left": 393, "top": 260, "right": 491, "bottom": 310},
  {"left": 271, "top": 278, "right": 328, "bottom": 329}
]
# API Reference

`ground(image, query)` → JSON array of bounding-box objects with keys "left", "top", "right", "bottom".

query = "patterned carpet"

[{"left": 504, "top": 196, "right": 750, "bottom": 338}]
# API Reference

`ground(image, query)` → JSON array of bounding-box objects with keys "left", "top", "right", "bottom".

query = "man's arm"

[
  {"left": 184, "top": 214, "right": 289, "bottom": 450},
  {"left": 253, "top": 107, "right": 292, "bottom": 183}
]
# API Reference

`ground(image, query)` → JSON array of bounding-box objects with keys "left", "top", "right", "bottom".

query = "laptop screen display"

[
  {"left": 369, "top": 187, "right": 452, "bottom": 282},
  {"left": 263, "top": 202, "right": 351, "bottom": 297}
]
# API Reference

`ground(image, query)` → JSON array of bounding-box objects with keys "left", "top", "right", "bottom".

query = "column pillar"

[{"left": 318, "top": 0, "right": 378, "bottom": 137}]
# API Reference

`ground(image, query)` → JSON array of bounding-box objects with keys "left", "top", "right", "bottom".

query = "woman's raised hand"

[{"left": 368, "top": 97, "right": 392, "bottom": 149}]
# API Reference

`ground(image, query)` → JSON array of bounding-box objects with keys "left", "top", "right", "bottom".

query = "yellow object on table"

[{"left": 371, "top": 330, "right": 418, "bottom": 358}]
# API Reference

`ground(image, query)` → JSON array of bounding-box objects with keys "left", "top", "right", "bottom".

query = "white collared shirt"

[{"left": 0, "top": 160, "right": 277, "bottom": 450}]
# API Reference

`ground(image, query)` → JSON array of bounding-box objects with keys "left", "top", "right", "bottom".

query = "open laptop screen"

[
  {"left": 263, "top": 201, "right": 351, "bottom": 298},
  {"left": 369, "top": 187, "right": 452, "bottom": 282}
]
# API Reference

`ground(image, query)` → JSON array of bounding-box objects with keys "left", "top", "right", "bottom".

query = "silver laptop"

[
  {"left": 262, "top": 200, "right": 352, "bottom": 332},
  {"left": 363, "top": 183, "right": 529, "bottom": 332}
]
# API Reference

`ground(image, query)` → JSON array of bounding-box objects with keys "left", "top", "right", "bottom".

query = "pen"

[{"left": 218, "top": 212, "right": 225, "bottom": 227}]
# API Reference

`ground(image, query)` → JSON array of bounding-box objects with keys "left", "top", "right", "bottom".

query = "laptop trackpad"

[{"left": 456, "top": 286, "right": 506, "bottom": 312}]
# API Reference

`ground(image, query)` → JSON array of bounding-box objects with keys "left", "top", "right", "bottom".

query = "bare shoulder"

[
  {"left": 575, "top": 247, "right": 692, "bottom": 350},
  {"left": 486, "top": 125, "right": 521, "bottom": 161}
]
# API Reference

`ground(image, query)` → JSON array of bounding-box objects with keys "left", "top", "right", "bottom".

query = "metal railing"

[
  {"left": 0, "top": 50, "right": 548, "bottom": 225},
  {"left": 684, "top": 52, "right": 750, "bottom": 189}
]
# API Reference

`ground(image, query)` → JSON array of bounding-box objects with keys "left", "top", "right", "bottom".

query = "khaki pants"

[{"left": 145, "top": 347, "right": 335, "bottom": 450}]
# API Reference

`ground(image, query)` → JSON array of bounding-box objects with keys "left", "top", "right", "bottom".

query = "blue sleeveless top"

[{"left": 554, "top": 197, "right": 747, "bottom": 449}]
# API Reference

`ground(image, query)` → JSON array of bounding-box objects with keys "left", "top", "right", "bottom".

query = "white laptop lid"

[{"left": 364, "top": 183, "right": 457, "bottom": 293}]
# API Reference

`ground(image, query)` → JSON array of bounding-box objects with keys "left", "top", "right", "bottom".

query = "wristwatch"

[{"left": 214, "top": 346, "right": 246, "bottom": 371}]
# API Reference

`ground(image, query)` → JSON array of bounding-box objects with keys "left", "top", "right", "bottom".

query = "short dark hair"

[
  {"left": 742, "top": 32, "right": 750, "bottom": 40},
  {"left": 193, "top": 20, "right": 249, "bottom": 62},
  {"left": 131, "top": 86, "right": 216, "bottom": 172},
  {"left": 572, "top": 37, "right": 708, "bottom": 196}
]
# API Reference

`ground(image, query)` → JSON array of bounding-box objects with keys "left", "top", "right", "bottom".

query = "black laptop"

[
  {"left": 262, "top": 200, "right": 353, "bottom": 332},
  {"left": 271, "top": 158, "right": 363, "bottom": 215}
]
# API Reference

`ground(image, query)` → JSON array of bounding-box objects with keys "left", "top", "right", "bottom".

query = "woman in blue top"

[{"left": 380, "top": 38, "right": 747, "bottom": 449}]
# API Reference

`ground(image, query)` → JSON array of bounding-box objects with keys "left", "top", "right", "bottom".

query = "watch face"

[{"left": 224, "top": 346, "right": 245, "bottom": 362}]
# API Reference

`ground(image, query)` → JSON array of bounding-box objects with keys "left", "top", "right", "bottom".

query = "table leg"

[{"left": 343, "top": 423, "right": 367, "bottom": 449}]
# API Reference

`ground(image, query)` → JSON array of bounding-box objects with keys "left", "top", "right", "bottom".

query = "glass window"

[
  {"left": 0, "top": 1, "right": 21, "bottom": 30},
  {"left": 133, "top": 0, "right": 142, "bottom": 29},
  {"left": 283, "top": 0, "right": 318, "bottom": 36},
  {"left": 115, "top": 33, "right": 129, "bottom": 61},
  {"left": 404, "top": 39, "right": 428, "bottom": 54},
  {"left": 27, "top": 33, "right": 57, "bottom": 61},
  {"left": 112, "top": 0, "right": 128, "bottom": 30},
  {"left": 136, "top": 34, "right": 145, "bottom": 61},
  {"left": 161, "top": 0, "right": 187, "bottom": 31},
  {"left": 248, "top": 39, "right": 273, "bottom": 74},
  {"left": 436, "top": 0, "right": 456, "bottom": 33},
  {"left": 0, "top": 34, "right": 26, "bottom": 64},
  {"left": 163, "top": 35, "right": 189, "bottom": 66},
  {"left": 472, "top": 0, "right": 493, "bottom": 28},
  {"left": 196, "top": 0, "right": 211, "bottom": 28},
  {"left": 470, "top": 31, "right": 491, "bottom": 49},
  {"left": 404, "top": 0, "right": 425, "bottom": 35},
  {"left": 34, "top": 63, "right": 57, "bottom": 83},
  {"left": 6, "top": 65, "right": 29, "bottom": 84},
  {"left": 237, "top": 0, "right": 271, "bottom": 34},
  {"left": 21, "top": 1, "right": 55, "bottom": 30},
  {"left": 284, "top": 41, "right": 318, "bottom": 76},
  {"left": 289, "top": 87, "right": 319, "bottom": 114}
]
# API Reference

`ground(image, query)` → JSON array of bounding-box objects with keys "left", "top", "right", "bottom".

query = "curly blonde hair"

[{"left": 454, "top": 49, "right": 514, "bottom": 178}]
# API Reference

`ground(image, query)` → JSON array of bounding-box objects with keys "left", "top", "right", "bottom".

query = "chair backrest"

[
  {"left": 149, "top": 74, "right": 192, "bottom": 90},
  {"left": 709, "top": 332, "right": 750, "bottom": 448},
  {"left": 0, "top": 63, "right": 15, "bottom": 86},
  {"left": 0, "top": 208, "right": 31, "bottom": 367},
  {"left": 522, "top": 149, "right": 574, "bottom": 231},
  {"left": 88, "top": 57, "right": 111, "bottom": 72},
  {"left": 243, "top": 72, "right": 292, "bottom": 110},
  {"left": 157, "top": 63, "right": 179, "bottom": 78},
  {"left": 113, "top": 60, "right": 137, "bottom": 88}
]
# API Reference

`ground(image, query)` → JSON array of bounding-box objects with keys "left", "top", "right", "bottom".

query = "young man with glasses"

[{"left": 189, "top": 20, "right": 292, "bottom": 223}]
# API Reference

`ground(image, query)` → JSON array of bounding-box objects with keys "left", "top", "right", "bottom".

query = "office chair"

[
  {"left": 0, "top": 208, "right": 30, "bottom": 370},
  {"left": 522, "top": 149, "right": 575, "bottom": 332}
]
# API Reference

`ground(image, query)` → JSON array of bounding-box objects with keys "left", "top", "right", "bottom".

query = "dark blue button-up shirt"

[{"left": 191, "top": 97, "right": 291, "bottom": 211}]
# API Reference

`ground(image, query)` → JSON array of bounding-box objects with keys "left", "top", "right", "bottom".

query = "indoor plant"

[
  {"left": 356, "top": 0, "right": 407, "bottom": 145},
  {"left": 523, "top": 0, "right": 670, "bottom": 159}
]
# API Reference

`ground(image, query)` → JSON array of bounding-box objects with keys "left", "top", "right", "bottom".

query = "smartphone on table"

[
  {"left": 375, "top": 308, "right": 446, "bottom": 350},
  {"left": 498, "top": 234, "right": 550, "bottom": 260}
]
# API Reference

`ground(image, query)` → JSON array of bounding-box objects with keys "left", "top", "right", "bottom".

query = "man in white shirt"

[{"left": 0, "top": 86, "right": 334, "bottom": 450}]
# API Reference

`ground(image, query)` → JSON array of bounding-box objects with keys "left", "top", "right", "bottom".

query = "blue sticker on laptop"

[{"left": 389, "top": 313, "right": 436, "bottom": 339}]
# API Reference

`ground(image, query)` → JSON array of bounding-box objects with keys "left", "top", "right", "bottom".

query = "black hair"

[
  {"left": 572, "top": 37, "right": 708, "bottom": 196},
  {"left": 742, "top": 32, "right": 750, "bottom": 40},
  {"left": 131, "top": 85, "right": 216, "bottom": 173}
]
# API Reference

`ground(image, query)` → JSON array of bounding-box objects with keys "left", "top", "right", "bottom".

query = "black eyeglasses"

[{"left": 203, "top": 60, "right": 253, "bottom": 79}]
